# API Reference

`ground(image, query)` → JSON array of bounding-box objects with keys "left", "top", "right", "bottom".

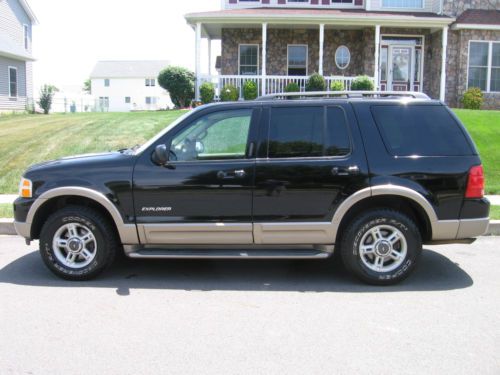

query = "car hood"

[{"left": 26, "top": 152, "right": 133, "bottom": 173}]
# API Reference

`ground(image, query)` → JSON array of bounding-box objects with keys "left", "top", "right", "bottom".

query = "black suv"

[{"left": 13, "top": 92, "right": 490, "bottom": 285}]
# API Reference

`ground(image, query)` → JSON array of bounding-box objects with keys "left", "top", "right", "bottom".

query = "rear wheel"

[
  {"left": 340, "top": 209, "right": 422, "bottom": 285},
  {"left": 39, "top": 206, "right": 118, "bottom": 280}
]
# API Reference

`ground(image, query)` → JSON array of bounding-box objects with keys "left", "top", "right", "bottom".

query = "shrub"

[
  {"left": 351, "top": 75, "right": 375, "bottom": 91},
  {"left": 199, "top": 82, "right": 215, "bottom": 104},
  {"left": 220, "top": 84, "right": 239, "bottom": 102},
  {"left": 243, "top": 80, "right": 258, "bottom": 100},
  {"left": 330, "top": 80, "right": 345, "bottom": 91},
  {"left": 37, "top": 85, "right": 59, "bottom": 114},
  {"left": 157, "top": 66, "right": 195, "bottom": 108},
  {"left": 461, "top": 88, "right": 484, "bottom": 110},
  {"left": 306, "top": 73, "right": 326, "bottom": 92},
  {"left": 284, "top": 82, "right": 300, "bottom": 93}
]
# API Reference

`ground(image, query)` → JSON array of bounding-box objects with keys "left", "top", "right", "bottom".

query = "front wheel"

[
  {"left": 340, "top": 209, "right": 422, "bottom": 285},
  {"left": 39, "top": 206, "right": 118, "bottom": 280}
]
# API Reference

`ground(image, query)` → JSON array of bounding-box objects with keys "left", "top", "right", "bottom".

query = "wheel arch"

[
  {"left": 28, "top": 187, "right": 138, "bottom": 244},
  {"left": 332, "top": 185, "right": 437, "bottom": 244}
]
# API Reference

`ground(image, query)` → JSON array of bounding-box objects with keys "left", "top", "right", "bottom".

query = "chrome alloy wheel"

[
  {"left": 52, "top": 223, "right": 97, "bottom": 269},
  {"left": 359, "top": 224, "right": 407, "bottom": 273}
]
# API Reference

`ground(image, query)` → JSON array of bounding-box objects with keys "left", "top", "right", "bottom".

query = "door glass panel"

[
  {"left": 268, "top": 107, "right": 323, "bottom": 158},
  {"left": 171, "top": 109, "right": 252, "bottom": 161},
  {"left": 414, "top": 48, "right": 421, "bottom": 82},
  {"left": 380, "top": 47, "right": 388, "bottom": 81},
  {"left": 392, "top": 48, "right": 411, "bottom": 82}
]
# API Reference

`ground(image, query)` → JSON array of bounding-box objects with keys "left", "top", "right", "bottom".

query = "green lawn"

[
  {"left": 455, "top": 109, "right": 500, "bottom": 194},
  {"left": 0, "top": 203, "right": 12, "bottom": 218},
  {"left": 0, "top": 108, "right": 499, "bottom": 194},
  {"left": 0, "top": 111, "right": 185, "bottom": 194},
  {"left": 490, "top": 206, "right": 500, "bottom": 220}
]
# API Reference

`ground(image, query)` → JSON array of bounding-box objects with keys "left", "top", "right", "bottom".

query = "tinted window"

[
  {"left": 326, "top": 107, "right": 351, "bottom": 156},
  {"left": 268, "top": 107, "right": 323, "bottom": 158},
  {"left": 268, "top": 106, "right": 351, "bottom": 158},
  {"left": 371, "top": 105, "right": 473, "bottom": 156}
]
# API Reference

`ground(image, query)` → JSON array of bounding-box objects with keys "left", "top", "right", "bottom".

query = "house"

[
  {"left": 186, "top": 0, "right": 500, "bottom": 109},
  {"left": 89, "top": 60, "right": 172, "bottom": 112},
  {"left": 0, "top": 0, "right": 37, "bottom": 112}
]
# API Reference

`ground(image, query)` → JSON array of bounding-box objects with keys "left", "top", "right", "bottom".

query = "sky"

[{"left": 29, "top": 0, "right": 221, "bottom": 94}]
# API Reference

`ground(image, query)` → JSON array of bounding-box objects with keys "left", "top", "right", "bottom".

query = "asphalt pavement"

[{"left": 1, "top": 235, "right": 499, "bottom": 375}]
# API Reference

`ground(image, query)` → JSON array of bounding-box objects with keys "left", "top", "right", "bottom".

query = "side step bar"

[{"left": 127, "top": 248, "right": 331, "bottom": 260}]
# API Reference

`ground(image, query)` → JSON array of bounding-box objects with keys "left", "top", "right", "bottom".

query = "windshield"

[{"left": 133, "top": 109, "right": 194, "bottom": 155}]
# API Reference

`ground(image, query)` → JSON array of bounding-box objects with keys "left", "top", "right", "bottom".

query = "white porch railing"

[{"left": 199, "top": 75, "right": 374, "bottom": 100}]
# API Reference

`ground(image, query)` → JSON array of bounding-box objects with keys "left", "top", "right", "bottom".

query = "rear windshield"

[{"left": 371, "top": 105, "right": 473, "bottom": 157}]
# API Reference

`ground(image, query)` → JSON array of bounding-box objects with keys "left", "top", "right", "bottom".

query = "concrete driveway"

[{"left": 1, "top": 235, "right": 499, "bottom": 374}]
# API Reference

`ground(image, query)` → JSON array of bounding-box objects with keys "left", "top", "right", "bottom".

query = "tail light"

[{"left": 465, "top": 165, "right": 485, "bottom": 199}]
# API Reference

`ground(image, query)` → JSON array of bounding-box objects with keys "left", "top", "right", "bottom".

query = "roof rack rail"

[{"left": 257, "top": 91, "right": 430, "bottom": 101}]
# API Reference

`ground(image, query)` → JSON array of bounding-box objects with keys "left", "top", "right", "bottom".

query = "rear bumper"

[{"left": 457, "top": 217, "right": 490, "bottom": 239}]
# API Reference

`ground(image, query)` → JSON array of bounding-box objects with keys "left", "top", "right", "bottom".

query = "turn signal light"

[
  {"left": 19, "top": 178, "right": 32, "bottom": 198},
  {"left": 465, "top": 165, "right": 485, "bottom": 199}
]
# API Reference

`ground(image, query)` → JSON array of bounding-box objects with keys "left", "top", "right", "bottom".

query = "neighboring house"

[
  {"left": 0, "top": 0, "right": 37, "bottom": 112},
  {"left": 89, "top": 60, "right": 172, "bottom": 112},
  {"left": 186, "top": 0, "right": 500, "bottom": 109}
]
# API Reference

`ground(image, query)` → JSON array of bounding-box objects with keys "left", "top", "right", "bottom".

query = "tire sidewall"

[
  {"left": 40, "top": 212, "right": 109, "bottom": 279},
  {"left": 348, "top": 213, "right": 421, "bottom": 284}
]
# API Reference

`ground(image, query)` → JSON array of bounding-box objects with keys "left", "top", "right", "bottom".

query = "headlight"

[{"left": 19, "top": 177, "right": 32, "bottom": 198}]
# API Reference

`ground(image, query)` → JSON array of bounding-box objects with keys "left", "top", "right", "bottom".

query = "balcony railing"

[{"left": 198, "top": 75, "right": 375, "bottom": 100}]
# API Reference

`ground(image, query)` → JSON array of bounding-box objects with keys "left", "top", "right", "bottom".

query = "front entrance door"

[{"left": 388, "top": 46, "right": 414, "bottom": 91}]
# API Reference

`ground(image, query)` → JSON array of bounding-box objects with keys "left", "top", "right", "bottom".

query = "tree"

[
  {"left": 157, "top": 66, "right": 195, "bottom": 108},
  {"left": 38, "top": 85, "right": 59, "bottom": 114},
  {"left": 83, "top": 79, "right": 91, "bottom": 94}
]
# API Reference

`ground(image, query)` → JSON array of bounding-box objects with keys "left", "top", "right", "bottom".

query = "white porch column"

[
  {"left": 374, "top": 25, "right": 380, "bottom": 91},
  {"left": 208, "top": 37, "right": 212, "bottom": 76},
  {"left": 319, "top": 24, "right": 325, "bottom": 76},
  {"left": 195, "top": 22, "right": 202, "bottom": 101},
  {"left": 440, "top": 26, "right": 448, "bottom": 102},
  {"left": 262, "top": 23, "right": 267, "bottom": 96}
]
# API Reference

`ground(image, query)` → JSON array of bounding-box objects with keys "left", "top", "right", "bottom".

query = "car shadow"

[{"left": 0, "top": 248, "right": 473, "bottom": 294}]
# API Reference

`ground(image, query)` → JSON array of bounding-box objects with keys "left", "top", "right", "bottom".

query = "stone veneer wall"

[
  {"left": 442, "top": 0, "right": 498, "bottom": 16},
  {"left": 446, "top": 29, "right": 500, "bottom": 109},
  {"left": 221, "top": 27, "right": 376, "bottom": 77}
]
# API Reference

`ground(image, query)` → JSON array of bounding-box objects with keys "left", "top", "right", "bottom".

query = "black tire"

[
  {"left": 340, "top": 209, "right": 422, "bottom": 286},
  {"left": 39, "top": 205, "right": 118, "bottom": 281}
]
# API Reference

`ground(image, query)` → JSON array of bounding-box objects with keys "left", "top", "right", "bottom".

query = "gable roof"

[
  {"left": 18, "top": 0, "right": 38, "bottom": 24},
  {"left": 90, "top": 60, "right": 170, "bottom": 79},
  {"left": 452, "top": 9, "right": 500, "bottom": 30}
]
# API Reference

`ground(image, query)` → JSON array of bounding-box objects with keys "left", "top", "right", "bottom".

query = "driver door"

[{"left": 133, "top": 106, "right": 259, "bottom": 245}]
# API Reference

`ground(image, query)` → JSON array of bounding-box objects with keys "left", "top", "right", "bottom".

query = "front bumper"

[{"left": 13, "top": 220, "right": 31, "bottom": 239}]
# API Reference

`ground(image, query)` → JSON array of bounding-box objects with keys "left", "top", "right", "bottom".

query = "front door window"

[{"left": 391, "top": 47, "right": 412, "bottom": 84}]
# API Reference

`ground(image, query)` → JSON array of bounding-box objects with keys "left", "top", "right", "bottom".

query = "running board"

[{"left": 127, "top": 248, "right": 331, "bottom": 259}]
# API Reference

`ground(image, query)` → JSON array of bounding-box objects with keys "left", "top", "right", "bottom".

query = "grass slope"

[
  {"left": 0, "top": 109, "right": 498, "bottom": 194},
  {"left": 0, "top": 111, "right": 185, "bottom": 194},
  {"left": 455, "top": 109, "right": 500, "bottom": 194}
]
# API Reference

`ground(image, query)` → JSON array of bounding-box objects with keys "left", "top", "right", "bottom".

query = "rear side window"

[
  {"left": 371, "top": 105, "right": 473, "bottom": 156},
  {"left": 268, "top": 106, "right": 351, "bottom": 158}
]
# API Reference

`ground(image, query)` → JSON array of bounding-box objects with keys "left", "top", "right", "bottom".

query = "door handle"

[
  {"left": 217, "top": 169, "right": 246, "bottom": 179},
  {"left": 331, "top": 166, "right": 360, "bottom": 176}
]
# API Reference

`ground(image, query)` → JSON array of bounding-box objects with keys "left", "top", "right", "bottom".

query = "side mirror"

[{"left": 153, "top": 144, "right": 169, "bottom": 166}]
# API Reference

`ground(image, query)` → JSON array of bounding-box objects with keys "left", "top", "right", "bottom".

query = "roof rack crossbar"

[{"left": 257, "top": 91, "right": 430, "bottom": 101}]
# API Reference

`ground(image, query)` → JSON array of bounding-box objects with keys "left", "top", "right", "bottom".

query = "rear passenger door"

[{"left": 253, "top": 103, "right": 369, "bottom": 243}]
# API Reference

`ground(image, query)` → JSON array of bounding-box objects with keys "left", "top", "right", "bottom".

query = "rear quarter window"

[{"left": 371, "top": 105, "right": 474, "bottom": 157}]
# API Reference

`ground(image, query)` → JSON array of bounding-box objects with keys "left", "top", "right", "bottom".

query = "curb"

[{"left": 1, "top": 219, "right": 500, "bottom": 237}]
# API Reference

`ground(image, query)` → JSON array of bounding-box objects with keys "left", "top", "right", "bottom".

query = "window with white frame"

[
  {"left": 468, "top": 41, "right": 500, "bottom": 92},
  {"left": 23, "top": 25, "right": 29, "bottom": 50},
  {"left": 239, "top": 45, "right": 259, "bottom": 75},
  {"left": 125, "top": 97, "right": 131, "bottom": 104},
  {"left": 104, "top": 79, "right": 110, "bottom": 87},
  {"left": 288, "top": 45, "right": 308, "bottom": 76},
  {"left": 9, "top": 67, "right": 17, "bottom": 97},
  {"left": 382, "top": 0, "right": 423, "bottom": 8},
  {"left": 335, "top": 46, "right": 351, "bottom": 70},
  {"left": 146, "top": 97, "right": 157, "bottom": 105},
  {"left": 145, "top": 78, "right": 156, "bottom": 87}
]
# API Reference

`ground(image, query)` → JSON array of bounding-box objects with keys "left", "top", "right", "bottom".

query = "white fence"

[{"left": 199, "top": 75, "right": 372, "bottom": 99}]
